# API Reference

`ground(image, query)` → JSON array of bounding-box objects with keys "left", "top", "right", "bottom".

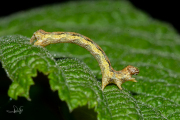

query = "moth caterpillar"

[{"left": 30, "top": 29, "right": 139, "bottom": 90}]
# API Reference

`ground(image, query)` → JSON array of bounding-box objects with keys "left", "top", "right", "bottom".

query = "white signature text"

[{"left": 6, "top": 105, "right": 23, "bottom": 114}]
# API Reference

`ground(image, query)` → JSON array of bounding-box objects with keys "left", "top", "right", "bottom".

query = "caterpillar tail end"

[{"left": 101, "top": 65, "right": 139, "bottom": 91}]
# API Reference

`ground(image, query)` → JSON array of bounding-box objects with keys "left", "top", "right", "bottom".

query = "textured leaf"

[{"left": 0, "top": 1, "right": 180, "bottom": 120}]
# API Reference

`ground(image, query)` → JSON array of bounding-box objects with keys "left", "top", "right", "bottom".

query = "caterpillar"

[{"left": 30, "top": 29, "right": 139, "bottom": 91}]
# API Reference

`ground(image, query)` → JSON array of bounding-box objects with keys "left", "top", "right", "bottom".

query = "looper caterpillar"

[{"left": 30, "top": 29, "right": 139, "bottom": 91}]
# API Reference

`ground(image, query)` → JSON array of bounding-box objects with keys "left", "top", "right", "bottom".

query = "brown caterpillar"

[{"left": 30, "top": 29, "right": 139, "bottom": 91}]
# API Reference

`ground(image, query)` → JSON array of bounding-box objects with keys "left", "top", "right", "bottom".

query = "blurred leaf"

[{"left": 0, "top": 1, "right": 180, "bottom": 120}]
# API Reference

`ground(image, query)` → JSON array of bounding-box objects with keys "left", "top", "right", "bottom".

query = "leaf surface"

[{"left": 0, "top": 1, "right": 180, "bottom": 120}]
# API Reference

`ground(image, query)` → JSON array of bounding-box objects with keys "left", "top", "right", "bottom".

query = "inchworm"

[{"left": 30, "top": 29, "right": 139, "bottom": 91}]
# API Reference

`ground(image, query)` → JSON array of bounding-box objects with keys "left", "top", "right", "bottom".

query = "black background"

[{"left": 0, "top": 0, "right": 180, "bottom": 33}]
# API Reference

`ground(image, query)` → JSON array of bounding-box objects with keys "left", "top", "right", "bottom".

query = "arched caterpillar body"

[{"left": 30, "top": 29, "right": 139, "bottom": 91}]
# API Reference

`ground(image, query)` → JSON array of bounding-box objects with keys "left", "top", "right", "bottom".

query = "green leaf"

[{"left": 0, "top": 1, "right": 180, "bottom": 120}]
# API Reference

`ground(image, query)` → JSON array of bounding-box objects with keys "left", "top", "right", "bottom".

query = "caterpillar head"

[{"left": 30, "top": 29, "right": 50, "bottom": 47}]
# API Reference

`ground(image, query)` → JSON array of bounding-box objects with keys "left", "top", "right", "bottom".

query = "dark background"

[
  {"left": 0, "top": 0, "right": 180, "bottom": 33},
  {"left": 0, "top": 0, "right": 179, "bottom": 120}
]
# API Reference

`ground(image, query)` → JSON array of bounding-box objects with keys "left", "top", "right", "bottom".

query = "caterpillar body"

[{"left": 30, "top": 29, "right": 139, "bottom": 91}]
